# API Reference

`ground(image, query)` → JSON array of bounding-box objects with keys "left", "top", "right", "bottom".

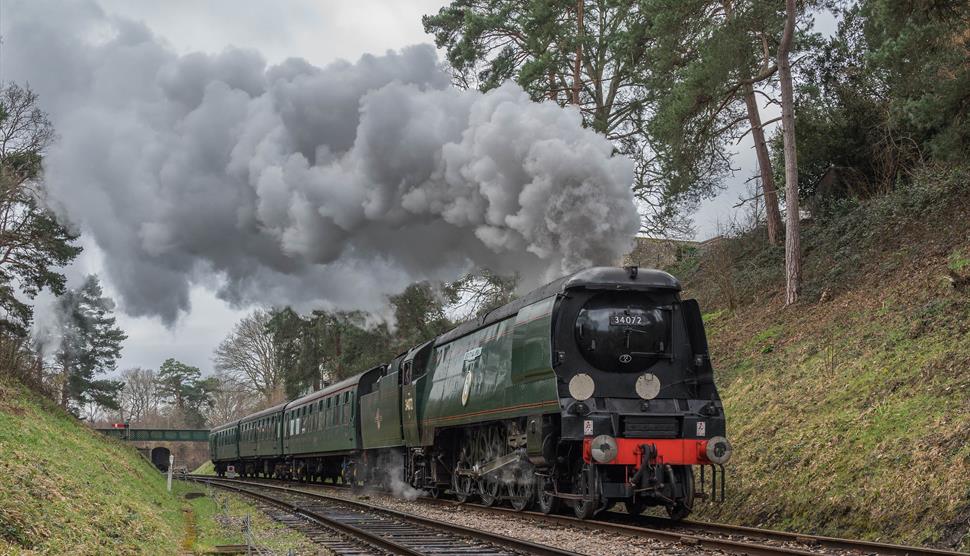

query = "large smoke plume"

[{"left": 4, "top": 1, "right": 639, "bottom": 323}]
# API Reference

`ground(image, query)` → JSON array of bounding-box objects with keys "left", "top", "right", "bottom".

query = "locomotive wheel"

[
  {"left": 572, "top": 465, "right": 600, "bottom": 520},
  {"left": 478, "top": 476, "right": 501, "bottom": 506},
  {"left": 452, "top": 439, "right": 475, "bottom": 502},
  {"left": 666, "top": 466, "right": 694, "bottom": 521},
  {"left": 536, "top": 474, "right": 560, "bottom": 514},
  {"left": 507, "top": 469, "right": 534, "bottom": 511},
  {"left": 476, "top": 427, "right": 505, "bottom": 507},
  {"left": 452, "top": 467, "right": 474, "bottom": 503}
]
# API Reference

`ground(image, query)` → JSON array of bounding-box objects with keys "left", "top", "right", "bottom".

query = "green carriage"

[
  {"left": 282, "top": 374, "right": 362, "bottom": 482},
  {"left": 236, "top": 402, "right": 286, "bottom": 477}
]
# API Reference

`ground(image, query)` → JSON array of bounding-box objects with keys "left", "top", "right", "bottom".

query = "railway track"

[
  {"left": 188, "top": 475, "right": 970, "bottom": 556},
  {"left": 426, "top": 499, "right": 970, "bottom": 556},
  {"left": 190, "top": 476, "right": 582, "bottom": 556}
]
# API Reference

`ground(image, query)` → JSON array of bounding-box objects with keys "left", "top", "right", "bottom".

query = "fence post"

[{"left": 167, "top": 455, "right": 174, "bottom": 492}]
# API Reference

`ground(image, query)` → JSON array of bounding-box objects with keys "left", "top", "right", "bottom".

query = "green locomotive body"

[{"left": 411, "top": 295, "right": 559, "bottom": 444}]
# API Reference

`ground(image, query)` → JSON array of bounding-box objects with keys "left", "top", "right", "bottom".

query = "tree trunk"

[
  {"left": 778, "top": 0, "right": 800, "bottom": 305},
  {"left": 572, "top": 0, "right": 584, "bottom": 104},
  {"left": 60, "top": 365, "right": 70, "bottom": 408},
  {"left": 334, "top": 328, "right": 343, "bottom": 377},
  {"left": 722, "top": 0, "right": 782, "bottom": 246},
  {"left": 742, "top": 83, "right": 783, "bottom": 245}
]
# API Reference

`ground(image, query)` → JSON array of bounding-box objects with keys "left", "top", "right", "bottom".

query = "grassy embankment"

[
  {"left": 192, "top": 461, "right": 215, "bottom": 475},
  {"left": 0, "top": 378, "right": 312, "bottom": 554},
  {"left": 675, "top": 166, "right": 970, "bottom": 550}
]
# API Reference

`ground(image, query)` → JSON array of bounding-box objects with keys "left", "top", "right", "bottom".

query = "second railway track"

[{"left": 191, "top": 476, "right": 582, "bottom": 556}]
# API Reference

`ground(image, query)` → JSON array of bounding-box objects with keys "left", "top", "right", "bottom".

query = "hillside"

[
  {"left": 0, "top": 377, "right": 310, "bottom": 554},
  {"left": 676, "top": 166, "right": 970, "bottom": 550}
]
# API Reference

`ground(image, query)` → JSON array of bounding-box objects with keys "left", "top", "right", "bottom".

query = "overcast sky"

[{"left": 5, "top": 1, "right": 816, "bottom": 376}]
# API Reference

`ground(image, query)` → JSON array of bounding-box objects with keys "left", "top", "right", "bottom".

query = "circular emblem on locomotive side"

[
  {"left": 568, "top": 373, "right": 595, "bottom": 401},
  {"left": 461, "top": 371, "right": 473, "bottom": 406},
  {"left": 619, "top": 354, "right": 632, "bottom": 364},
  {"left": 635, "top": 373, "right": 662, "bottom": 400}
]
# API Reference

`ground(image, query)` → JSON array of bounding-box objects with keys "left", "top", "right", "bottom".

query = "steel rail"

[
  {"left": 424, "top": 497, "right": 970, "bottom": 556},
  {"left": 627, "top": 513, "right": 970, "bottom": 556},
  {"left": 193, "top": 477, "right": 425, "bottom": 556},
  {"left": 424, "top": 499, "right": 822, "bottom": 556},
  {"left": 189, "top": 475, "right": 968, "bottom": 556},
  {"left": 190, "top": 476, "right": 816, "bottom": 556},
  {"left": 191, "top": 476, "right": 582, "bottom": 556}
]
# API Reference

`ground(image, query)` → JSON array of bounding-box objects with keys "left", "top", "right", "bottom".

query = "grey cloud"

[{"left": 6, "top": 0, "right": 639, "bottom": 323}]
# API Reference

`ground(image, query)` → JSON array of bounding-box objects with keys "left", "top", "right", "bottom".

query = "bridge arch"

[{"left": 150, "top": 447, "right": 171, "bottom": 471}]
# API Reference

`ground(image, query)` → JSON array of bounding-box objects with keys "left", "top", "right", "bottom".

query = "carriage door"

[{"left": 402, "top": 340, "right": 434, "bottom": 446}]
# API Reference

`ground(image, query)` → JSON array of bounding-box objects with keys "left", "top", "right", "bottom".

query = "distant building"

[{"left": 620, "top": 236, "right": 722, "bottom": 269}]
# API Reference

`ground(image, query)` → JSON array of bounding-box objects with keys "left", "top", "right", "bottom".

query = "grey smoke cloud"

[{"left": 4, "top": 0, "right": 639, "bottom": 323}]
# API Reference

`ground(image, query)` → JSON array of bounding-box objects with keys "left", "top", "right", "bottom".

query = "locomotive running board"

[{"left": 455, "top": 451, "right": 526, "bottom": 478}]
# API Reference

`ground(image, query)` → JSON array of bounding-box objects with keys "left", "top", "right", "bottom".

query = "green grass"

[
  {"left": 693, "top": 261, "right": 970, "bottom": 550},
  {"left": 184, "top": 484, "right": 314, "bottom": 553},
  {"left": 0, "top": 379, "right": 186, "bottom": 554},
  {"left": 949, "top": 250, "right": 969, "bottom": 272},
  {"left": 192, "top": 460, "right": 215, "bottom": 475},
  {"left": 0, "top": 379, "right": 312, "bottom": 554},
  {"left": 677, "top": 165, "right": 970, "bottom": 550}
]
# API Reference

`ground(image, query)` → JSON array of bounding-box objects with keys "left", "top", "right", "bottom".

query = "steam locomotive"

[{"left": 210, "top": 266, "right": 731, "bottom": 519}]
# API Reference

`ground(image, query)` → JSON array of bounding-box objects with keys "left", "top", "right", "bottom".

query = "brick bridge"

[{"left": 97, "top": 428, "right": 210, "bottom": 471}]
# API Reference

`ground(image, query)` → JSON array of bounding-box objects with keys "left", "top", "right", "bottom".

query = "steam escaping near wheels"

[{"left": 2, "top": 0, "right": 640, "bottom": 322}]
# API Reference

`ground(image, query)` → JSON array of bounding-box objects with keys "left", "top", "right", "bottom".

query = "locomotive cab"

[{"left": 548, "top": 266, "right": 731, "bottom": 519}]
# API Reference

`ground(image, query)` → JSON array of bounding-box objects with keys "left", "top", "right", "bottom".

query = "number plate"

[
  {"left": 609, "top": 313, "right": 645, "bottom": 326},
  {"left": 583, "top": 420, "right": 593, "bottom": 436}
]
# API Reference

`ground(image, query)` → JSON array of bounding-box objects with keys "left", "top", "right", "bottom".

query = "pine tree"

[
  {"left": 54, "top": 275, "right": 126, "bottom": 411},
  {"left": 155, "top": 358, "right": 217, "bottom": 427},
  {"left": 640, "top": 0, "right": 811, "bottom": 245},
  {"left": 423, "top": 1, "right": 704, "bottom": 236},
  {"left": 0, "top": 83, "right": 82, "bottom": 335}
]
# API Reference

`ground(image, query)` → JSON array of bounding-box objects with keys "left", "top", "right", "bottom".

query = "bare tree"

[
  {"left": 118, "top": 367, "right": 159, "bottom": 424},
  {"left": 443, "top": 270, "right": 517, "bottom": 323},
  {"left": 213, "top": 309, "right": 282, "bottom": 398},
  {"left": 778, "top": 0, "right": 801, "bottom": 305},
  {"left": 205, "top": 373, "right": 258, "bottom": 427}
]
